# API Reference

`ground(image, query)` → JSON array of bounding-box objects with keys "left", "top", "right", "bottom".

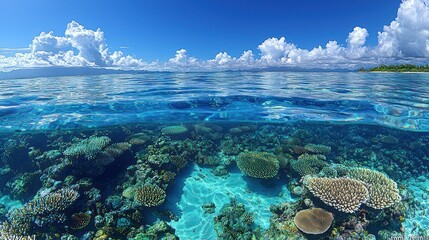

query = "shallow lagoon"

[{"left": 0, "top": 72, "right": 428, "bottom": 239}]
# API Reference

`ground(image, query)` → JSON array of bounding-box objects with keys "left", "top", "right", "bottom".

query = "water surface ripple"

[{"left": 1, "top": 71, "right": 429, "bottom": 131}]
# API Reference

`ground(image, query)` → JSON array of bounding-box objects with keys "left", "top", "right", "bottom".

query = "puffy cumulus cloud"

[
  {"left": 65, "top": 21, "right": 109, "bottom": 66},
  {"left": 169, "top": 49, "right": 198, "bottom": 66},
  {"left": 1, "top": 1, "right": 429, "bottom": 72},
  {"left": 377, "top": 0, "right": 429, "bottom": 57},
  {"left": 258, "top": 37, "right": 297, "bottom": 63},
  {"left": 1, "top": 21, "right": 146, "bottom": 71},
  {"left": 347, "top": 27, "right": 369, "bottom": 48},
  {"left": 30, "top": 31, "right": 71, "bottom": 54}
]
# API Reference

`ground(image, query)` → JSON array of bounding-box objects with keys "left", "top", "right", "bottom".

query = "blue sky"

[
  {"left": 0, "top": 0, "right": 401, "bottom": 61},
  {"left": 0, "top": 0, "right": 428, "bottom": 71}
]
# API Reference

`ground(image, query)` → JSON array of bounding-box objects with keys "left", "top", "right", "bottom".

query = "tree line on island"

[{"left": 358, "top": 64, "right": 429, "bottom": 72}]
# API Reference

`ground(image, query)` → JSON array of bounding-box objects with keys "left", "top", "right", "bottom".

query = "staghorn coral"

[
  {"left": 236, "top": 151, "right": 279, "bottom": 179},
  {"left": 304, "top": 143, "right": 331, "bottom": 155},
  {"left": 6, "top": 188, "right": 79, "bottom": 235},
  {"left": 294, "top": 208, "right": 333, "bottom": 235},
  {"left": 68, "top": 212, "right": 91, "bottom": 230},
  {"left": 291, "top": 154, "right": 328, "bottom": 176},
  {"left": 304, "top": 177, "right": 369, "bottom": 213},
  {"left": 347, "top": 168, "right": 401, "bottom": 209},
  {"left": 134, "top": 185, "right": 166, "bottom": 207}
]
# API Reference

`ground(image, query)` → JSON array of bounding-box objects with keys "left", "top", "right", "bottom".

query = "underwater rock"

[
  {"left": 304, "top": 177, "right": 369, "bottom": 213},
  {"left": 202, "top": 202, "right": 216, "bottom": 214},
  {"left": 236, "top": 151, "right": 279, "bottom": 179},
  {"left": 294, "top": 208, "right": 333, "bottom": 235},
  {"left": 212, "top": 165, "right": 228, "bottom": 176}
]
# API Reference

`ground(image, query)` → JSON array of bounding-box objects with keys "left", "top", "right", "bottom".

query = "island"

[{"left": 358, "top": 64, "right": 429, "bottom": 72}]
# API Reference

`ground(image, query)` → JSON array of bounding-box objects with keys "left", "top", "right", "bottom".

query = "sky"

[{"left": 0, "top": 0, "right": 428, "bottom": 71}]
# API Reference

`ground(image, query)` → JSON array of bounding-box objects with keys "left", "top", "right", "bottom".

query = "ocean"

[{"left": 0, "top": 71, "right": 428, "bottom": 239}]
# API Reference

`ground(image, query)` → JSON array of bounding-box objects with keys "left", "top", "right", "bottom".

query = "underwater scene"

[{"left": 0, "top": 72, "right": 428, "bottom": 240}]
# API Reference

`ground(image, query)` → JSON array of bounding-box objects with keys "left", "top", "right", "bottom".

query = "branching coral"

[
  {"left": 236, "top": 151, "right": 279, "bottom": 179},
  {"left": 304, "top": 177, "right": 369, "bottom": 213},
  {"left": 161, "top": 125, "right": 188, "bottom": 135},
  {"left": 304, "top": 144, "right": 331, "bottom": 155},
  {"left": 64, "top": 136, "right": 130, "bottom": 175},
  {"left": 134, "top": 185, "right": 166, "bottom": 207},
  {"left": 64, "top": 136, "right": 111, "bottom": 160},
  {"left": 347, "top": 168, "right": 401, "bottom": 209},
  {"left": 6, "top": 188, "right": 79, "bottom": 235},
  {"left": 291, "top": 154, "right": 328, "bottom": 176}
]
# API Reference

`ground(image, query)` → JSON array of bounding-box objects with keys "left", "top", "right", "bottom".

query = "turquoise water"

[
  {"left": 0, "top": 72, "right": 428, "bottom": 239},
  {"left": 1, "top": 72, "right": 429, "bottom": 131}
]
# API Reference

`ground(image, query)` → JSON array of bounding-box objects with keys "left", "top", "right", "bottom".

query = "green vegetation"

[{"left": 359, "top": 64, "right": 429, "bottom": 72}]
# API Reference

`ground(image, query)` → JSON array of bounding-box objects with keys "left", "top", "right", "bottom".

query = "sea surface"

[{"left": 0, "top": 71, "right": 428, "bottom": 239}]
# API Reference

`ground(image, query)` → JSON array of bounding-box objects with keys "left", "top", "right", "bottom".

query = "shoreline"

[{"left": 363, "top": 71, "right": 429, "bottom": 73}]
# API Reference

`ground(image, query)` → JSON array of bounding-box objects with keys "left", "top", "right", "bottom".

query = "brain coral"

[
  {"left": 236, "top": 151, "right": 279, "bottom": 179},
  {"left": 304, "top": 144, "right": 331, "bottom": 155},
  {"left": 134, "top": 185, "right": 166, "bottom": 207},
  {"left": 347, "top": 168, "right": 401, "bottom": 209},
  {"left": 291, "top": 154, "right": 328, "bottom": 176},
  {"left": 305, "top": 177, "right": 369, "bottom": 213},
  {"left": 294, "top": 208, "right": 333, "bottom": 235}
]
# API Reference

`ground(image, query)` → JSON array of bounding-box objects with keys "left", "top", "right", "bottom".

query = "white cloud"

[
  {"left": 65, "top": 21, "right": 110, "bottom": 66},
  {"left": 1, "top": 0, "right": 429, "bottom": 72},
  {"left": 377, "top": 0, "right": 429, "bottom": 57},
  {"left": 347, "top": 27, "right": 369, "bottom": 48},
  {"left": 169, "top": 49, "right": 198, "bottom": 66},
  {"left": 258, "top": 37, "right": 297, "bottom": 63}
]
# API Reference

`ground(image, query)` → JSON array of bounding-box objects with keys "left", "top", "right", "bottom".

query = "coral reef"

[
  {"left": 294, "top": 208, "right": 333, "bottom": 234},
  {"left": 161, "top": 125, "right": 189, "bottom": 136},
  {"left": 304, "top": 143, "right": 331, "bottom": 155},
  {"left": 291, "top": 154, "right": 328, "bottom": 176},
  {"left": 0, "top": 122, "right": 425, "bottom": 239},
  {"left": 5, "top": 188, "right": 79, "bottom": 235},
  {"left": 347, "top": 167, "right": 401, "bottom": 209},
  {"left": 68, "top": 212, "right": 91, "bottom": 230},
  {"left": 214, "top": 198, "right": 261, "bottom": 240},
  {"left": 236, "top": 151, "right": 279, "bottom": 179},
  {"left": 64, "top": 136, "right": 122, "bottom": 176},
  {"left": 304, "top": 177, "right": 369, "bottom": 213},
  {"left": 134, "top": 185, "right": 166, "bottom": 207}
]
